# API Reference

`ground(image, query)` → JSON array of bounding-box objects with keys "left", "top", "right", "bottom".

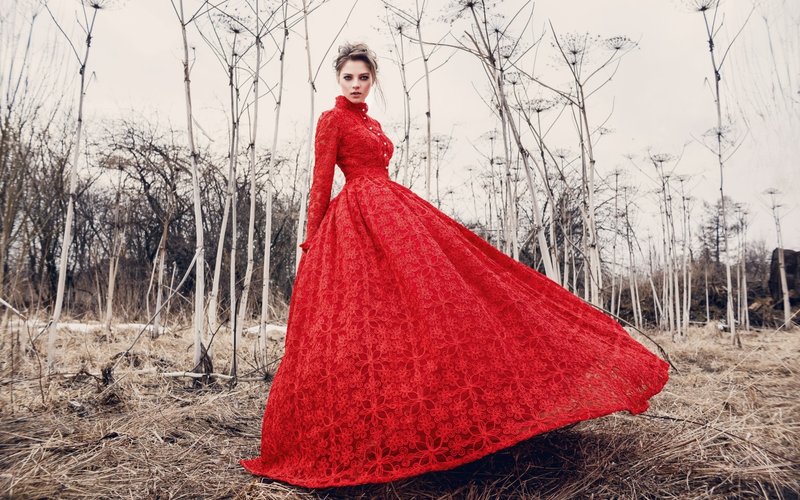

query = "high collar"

[{"left": 335, "top": 94, "right": 368, "bottom": 114}]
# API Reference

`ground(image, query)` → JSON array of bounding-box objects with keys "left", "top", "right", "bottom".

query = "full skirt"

[{"left": 240, "top": 170, "right": 670, "bottom": 488}]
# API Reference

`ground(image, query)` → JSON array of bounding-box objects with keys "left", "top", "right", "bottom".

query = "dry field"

[{"left": 0, "top": 322, "right": 798, "bottom": 499}]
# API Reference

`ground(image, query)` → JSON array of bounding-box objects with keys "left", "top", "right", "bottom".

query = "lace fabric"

[
  {"left": 300, "top": 95, "right": 394, "bottom": 253},
  {"left": 241, "top": 95, "right": 670, "bottom": 489}
]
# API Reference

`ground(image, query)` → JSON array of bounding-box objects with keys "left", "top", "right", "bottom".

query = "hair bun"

[{"left": 335, "top": 42, "right": 379, "bottom": 73}]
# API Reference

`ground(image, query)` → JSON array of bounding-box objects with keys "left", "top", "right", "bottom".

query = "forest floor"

[{"left": 0, "top": 321, "right": 798, "bottom": 499}]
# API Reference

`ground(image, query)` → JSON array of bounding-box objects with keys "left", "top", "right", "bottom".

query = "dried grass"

[{"left": 1, "top": 322, "right": 798, "bottom": 499}]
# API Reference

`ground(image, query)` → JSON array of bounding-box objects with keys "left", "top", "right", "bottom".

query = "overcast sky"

[{"left": 7, "top": 0, "right": 800, "bottom": 250}]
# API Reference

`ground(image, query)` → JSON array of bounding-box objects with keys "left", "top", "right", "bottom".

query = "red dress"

[{"left": 240, "top": 94, "right": 670, "bottom": 488}]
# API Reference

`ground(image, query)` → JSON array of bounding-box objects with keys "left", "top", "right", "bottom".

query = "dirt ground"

[{"left": 1, "top": 322, "right": 798, "bottom": 499}]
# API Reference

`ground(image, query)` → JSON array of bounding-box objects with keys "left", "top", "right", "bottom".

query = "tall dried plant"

[
  {"left": 42, "top": 0, "right": 110, "bottom": 372},
  {"left": 382, "top": 11, "right": 414, "bottom": 186},
  {"left": 233, "top": 0, "right": 284, "bottom": 379},
  {"left": 765, "top": 188, "right": 793, "bottom": 331},
  {"left": 174, "top": 0, "right": 209, "bottom": 369},
  {"left": 382, "top": 0, "right": 437, "bottom": 199},
  {"left": 688, "top": 0, "right": 754, "bottom": 347},
  {"left": 259, "top": 0, "right": 293, "bottom": 369}
]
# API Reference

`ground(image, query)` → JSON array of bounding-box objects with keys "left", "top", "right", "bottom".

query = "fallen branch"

[
  {"left": 773, "top": 306, "right": 799, "bottom": 332},
  {"left": 160, "top": 371, "right": 264, "bottom": 382},
  {"left": 0, "top": 297, "right": 27, "bottom": 320},
  {"left": 2, "top": 367, "right": 269, "bottom": 386}
]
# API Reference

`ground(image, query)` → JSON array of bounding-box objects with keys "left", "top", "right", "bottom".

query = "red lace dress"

[{"left": 240, "top": 94, "right": 670, "bottom": 488}]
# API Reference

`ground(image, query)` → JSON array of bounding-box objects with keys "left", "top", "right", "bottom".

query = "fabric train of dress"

[{"left": 240, "top": 94, "right": 670, "bottom": 488}]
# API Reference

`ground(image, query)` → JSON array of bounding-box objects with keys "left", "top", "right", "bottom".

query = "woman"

[{"left": 240, "top": 42, "right": 670, "bottom": 489}]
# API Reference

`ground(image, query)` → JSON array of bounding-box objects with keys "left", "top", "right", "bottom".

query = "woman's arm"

[{"left": 299, "top": 109, "right": 339, "bottom": 252}]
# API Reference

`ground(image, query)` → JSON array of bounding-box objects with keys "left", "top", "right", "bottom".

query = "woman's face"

[{"left": 338, "top": 59, "right": 373, "bottom": 104}]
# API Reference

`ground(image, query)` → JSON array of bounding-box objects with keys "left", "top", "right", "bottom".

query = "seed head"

[
  {"left": 83, "top": 0, "right": 125, "bottom": 9},
  {"left": 687, "top": 0, "right": 720, "bottom": 13},
  {"left": 528, "top": 97, "right": 558, "bottom": 113},
  {"left": 650, "top": 152, "right": 674, "bottom": 165},
  {"left": 440, "top": 0, "right": 485, "bottom": 24},
  {"left": 554, "top": 148, "right": 571, "bottom": 160},
  {"left": 554, "top": 32, "right": 603, "bottom": 67},
  {"left": 605, "top": 35, "right": 635, "bottom": 51},
  {"left": 504, "top": 70, "right": 522, "bottom": 86},
  {"left": 597, "top": 126, "right": 613, "bottom": 136}
]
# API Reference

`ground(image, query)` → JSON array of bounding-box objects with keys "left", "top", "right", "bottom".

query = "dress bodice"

[
  {"left": 329, "top": 95, "right": 395, "bottom": 174},
  {"left": 301, "top": 95, "right": 395, "bottom": 249}
]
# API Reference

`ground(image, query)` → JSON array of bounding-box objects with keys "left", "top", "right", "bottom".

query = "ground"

[{"left": 0, "top": 322, "right": 798, "bottom": 499}]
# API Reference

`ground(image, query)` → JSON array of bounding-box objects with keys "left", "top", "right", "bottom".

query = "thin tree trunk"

[
  {"left": 104, "top": 243, "right": 118, "bottom": 331},
  {"left": 701, "top": 7, "right": 739, "bottom": 347},
  {"left": 236, "top": 26, "right": 265, "bottom": 371},
  {"left": 502, "top": 105, "right": 554, "bottom": 275},
  {"left": 152, "top": 218, "right": 169, "bottom": 339},
  {"left": 576, "top": 83, "right": 602, "bottom": 307},
  {"left": 104, "top": 196, "right": 125, "bottom": 332},
  {"left": 415, "top": 13, "right": 432, "bottom": 201},
  {"left": 383, "top": 7, "right": 413, "bottom": 186},
  {"left": 178, "top": 0, "right": 206, "bottom": 368},
  {"left": 633, "top": 270, "right": 643, "bottom": 328},
  {"left": 776, "top": 245, "right": 791, "bottom": 330},
  {"left": 768, "top": 190, "right": 792, "bottom": 330},
  {"left": 297, "top": 0, "right": 315, "bottom": 273},
  {"left": 658, "top": 203, "right": 670, "bottom": 333},
  {"left": 610, "top": 172, "right": 620, "bottom": 319},
  {"left": 736, "top": 255, "right": 741, "bottom": 328},
  {"left": 741, "top": 261, "right": 749, "bottom": 330},
  {"left": 47, "top": 7, "right": 97, "bottom": 371},
  {"left": 681, "top": 184, "right": 692, "bottom": 332},
  {"left": 648, "top": 240, "right": 663, "bottom": 327},
  {"left": 208, "top": 175, "right": 232, "bottom": 345},
  {"left": 260, "top": 5, "right": 289, "bottom": 368},
  {"left": 165, "top": 262, "right": 177, "bottom": 331},
  {"left": 705, "top": 264, "right": 711, "bottom": 323},
  {"left": 229, "top": 112, "right": 239, "bottom": 377},
  {"left": 582, "top": 222, "right": 589, "bottom": 302}
]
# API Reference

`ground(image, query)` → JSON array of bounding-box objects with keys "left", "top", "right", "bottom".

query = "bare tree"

[
  {"left": 678, "top": 177, "right": 694, "bottom": 333},
  {"left": 173, "top": 0, "right": 209, "bottom": 369},
  {"left": 733, "top": 203, "right": 750, "bottom": 331},
  {"left": 622, "top": 185, "right": 643, "bottom": 328},
  {"left": 259, "top": 0, "right": 293, "bottom": 369},
  {"left": 545, "top": 30, "right": 638, "bottom": 307},
  {"left": 688, "top": 0, "right": 755, "bottom": 347},
  {"left": 104, "top": 187, "right": 127, "bottom": 331},
  {"left": 382, "top": 1, "right": 438, "bottom": 200},
  {"left": 295, "top": 0, "right": 358, "bottom": 273},
  {"left": 233, "top": 1, "right": 285, "bottom": 379},
  {"left": 0, "top": 5, "right": 61, "bottom": 311},
  {"left": 412, "top": 1, "right": 556, "bottom": 275},
  {"left": 765, "top": 188, "right": 793, "bottom": 331},
  {"left": 192, "top": 6, "right": 251, "bottom": 367},
  {"left": 42, "top": 0, "right": 110, "bottom": 372},
  {"left": 382, "top": 10, "right": 414, "bottom": 186}
]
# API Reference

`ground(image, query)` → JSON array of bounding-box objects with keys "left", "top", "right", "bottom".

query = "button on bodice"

[
  {"left": 304, "top": 96, "right": 396, "bottom": 245},
  {"left": 333, "top": 95, "right": 394, "bottom": 173}
]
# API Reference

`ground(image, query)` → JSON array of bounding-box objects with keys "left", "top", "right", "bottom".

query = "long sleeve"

[{"left": 300, "top": 110, "right": 339, "bottom": 252}]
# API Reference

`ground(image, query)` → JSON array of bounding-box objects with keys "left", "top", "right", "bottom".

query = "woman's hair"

[{"left": 334, "top": 42, "right": 385, "bottom": 105}]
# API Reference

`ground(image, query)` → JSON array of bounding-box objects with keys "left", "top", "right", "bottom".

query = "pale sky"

[{"left": 6, "top": 0, "right": 799, "bottom": 251}]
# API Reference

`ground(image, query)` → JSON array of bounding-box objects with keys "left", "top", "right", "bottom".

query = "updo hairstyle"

[{"left": 334, "top": 42, "right": 385, "bottom": 104}]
